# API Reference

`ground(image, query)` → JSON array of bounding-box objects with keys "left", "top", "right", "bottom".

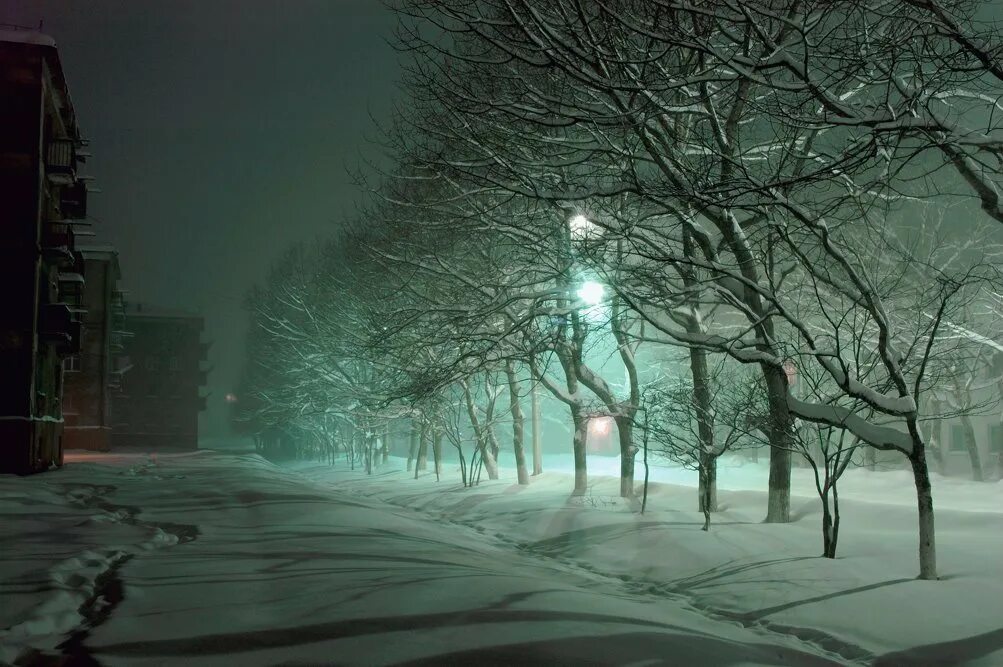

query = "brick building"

[
  {"left": 112, "top": 304, "right": 208, "bottom": 450},
  {"left": 62, "top": 246, "right": 126, "bottom": 451},
  {"left": 0, "top": 27, "right": 89, "bottom": 474}
]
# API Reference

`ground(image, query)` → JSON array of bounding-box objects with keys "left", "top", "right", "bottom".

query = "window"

[
  {"left": 168, "top": 356, "right": 179, "bottom": 371},
  {"left": 949, "top": 424, "right": 967, "bottom": 452},
  {"left": 63, "top": 355, "right": 81, "bottom": 372},
  {"left": 989, "top": 423, "right": 1003, "bottom": 454}
]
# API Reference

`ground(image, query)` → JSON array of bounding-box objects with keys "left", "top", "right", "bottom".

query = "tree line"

[{"left": 236, "top": 0, "right": 1003, "bottom": 581}]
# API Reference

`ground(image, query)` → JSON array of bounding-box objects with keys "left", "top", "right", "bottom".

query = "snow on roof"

[{"left": 0, "top": 28, "right": 56, "bottom": 48}]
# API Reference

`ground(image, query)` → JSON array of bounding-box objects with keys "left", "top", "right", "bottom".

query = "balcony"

[
  {"left": 38, "top": 303, "right": 81, "bottom": 355},
  {"left": 40, "top": 224, "right": 75, "bottom": 266},
  {"left": 45, "top": 138, "right": 77, "bottom": 184},
  {"left": 58, "top": 272, "right": 85, "bottom": 304},
  {"left": 42, "top": 222, "right": 73, "bottom": 250},
  {"left": 60, "top": 182, "right": 88, "bottom": 219},
  {"left": 112, "top": 355, "right": 133, "bottom": 375},
  {"left": 109, "top": 355, "right": 133, "bottom": 392}
]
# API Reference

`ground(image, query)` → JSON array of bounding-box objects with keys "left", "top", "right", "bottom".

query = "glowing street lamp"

[
  {"left": 589, "top": 417, "right": 612, "bottom": 436},
  {"left": 569, "top": 213, "right": 596, "bottom": 241},
  {"left": 577, "top": 280, "right": 605, "bottom": 306}
]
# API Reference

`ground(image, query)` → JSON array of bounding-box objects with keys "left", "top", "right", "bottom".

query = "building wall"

[
  {"left": 932, "top": 405, "right": 1003, "bottom": 481},
  {"left": 112, "top": 311, "right": 207, "bottom": 450},
  {"left": 0, "top": 37, "right": 84, "bottom": 474},
  {"left": 63, "top": 251, "right": 119, "bottom": 451}
]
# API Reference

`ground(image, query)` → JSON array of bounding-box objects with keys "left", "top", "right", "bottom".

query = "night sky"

[{"left": 0, "top": 1, "right": 399, "bottom": 435}]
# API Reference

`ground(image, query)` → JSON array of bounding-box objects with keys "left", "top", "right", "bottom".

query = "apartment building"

[
  {"left": 62, "top": 246, "right": 127, "bottom": 451},
  {"left": 0, "top": 27, "right": 89, "bottom": 473},
  {"left": 112, "top": 304, "right": 208, "bottom": 450}
]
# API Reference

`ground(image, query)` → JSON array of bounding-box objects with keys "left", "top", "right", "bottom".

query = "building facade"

[
  {"left": 62, "top": 246, "right": 126, "bottom": 451},
  {"left": 0, "top": 28, "right": 89, "bottom": 474},
  {"left": 112, "top": 304, "right": 208, "bottom": 450}
]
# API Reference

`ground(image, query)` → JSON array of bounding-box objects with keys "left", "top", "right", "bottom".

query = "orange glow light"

[{"left": 590, "top": 417, "right": 612, "bottom": 436}]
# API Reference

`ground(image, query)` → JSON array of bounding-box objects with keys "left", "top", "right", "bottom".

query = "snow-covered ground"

[
  {"left": 0, "top": 449, "right": 999, "bottom": 665},
  {"left": 296, "top": 453, "right": 1003, "bottom": 666}
]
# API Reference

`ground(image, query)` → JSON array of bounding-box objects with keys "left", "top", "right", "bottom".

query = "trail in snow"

[
  {"left": 3, "top": 452, "right": 846, "bottom": 666},
  {"left": 0, "top": 458, "right": 199, "bottom": 665},
  {"left": 4, "top": 450, "right": 1001, "bottom": 665}
]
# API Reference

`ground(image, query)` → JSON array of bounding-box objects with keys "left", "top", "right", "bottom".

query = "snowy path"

[{"left": 0, "top": 451, "right": 845, "bottom": 666}]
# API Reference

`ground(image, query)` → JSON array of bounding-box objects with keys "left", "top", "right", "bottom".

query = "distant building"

[
  {"left": 62, "top": 246, "right": 127, "bottom": 451},
  {"left": 0, "top": 27, "right": 90, "bottom": 474},
  {"left": 112, "top": 304, "right": 208, "bottom": 450}
]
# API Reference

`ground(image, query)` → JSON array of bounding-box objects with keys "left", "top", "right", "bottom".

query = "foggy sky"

[{"left": 1, "top": 0, "right": 399, "bottom": 435}]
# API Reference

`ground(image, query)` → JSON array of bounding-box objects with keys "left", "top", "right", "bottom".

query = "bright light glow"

[
  {"left": 577, "top": 280, "right": 605, "bottom": 306},
  {"left": 590, "top": 417, "right": 612, "bottom": 436},
  {"left": 225, "top": 393, "right": 239, "bottom": 404},
  {"left": 569, "top": 214, "right": 595, "bottom": 240}
]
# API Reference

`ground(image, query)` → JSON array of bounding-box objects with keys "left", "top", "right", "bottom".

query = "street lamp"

[
  {"left": 569, "top": 213, "right": 596, "bottom": 241},
  {"left": 577, "top": 280, "right": 605, "bottom": 306}
]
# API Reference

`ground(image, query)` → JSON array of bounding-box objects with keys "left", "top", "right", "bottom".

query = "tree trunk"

[
  {"left": 463, "top": 380, "right": 499, "bottom": 480},
  {"left": 432, "top": 427, "right": 443, "bottom": 480},
  {"left": 484, "top": 386, "right": 501, "bottom": 465},
  {"left": 821, "top": 491, "right": 835, "bottom": 558},
  {"left": 925, "top": 405, "right": 945, "bottom": 475},
  {"left": 764, "top": 365, "right": 793, "bottom": 523},
  {"left": 489, "top": 429, "right": 500, "bottom": 467},
  {"left": 830, "top": 483, "right": 842, "bottom": 558},
  {"left": 698, "top": 458, "right": 712, "bottom": 531},
  {"left": 382, "top": 422, "right": 390, "bottom": 464},
  {"left": 641, "top": 416, "right": 651, "bottom": 514},
  {"left": 531, "top": 383, "right": 543, "bottom": 475},
  {"left": 909, "top": 449, "right": 938, "bottom": 580},
  {"left": 572, "top": 409, "right": 588, "bottom": 496},
  {"left": 614, "top": 415, "right": 635, "bottom": 498},
  {"left": 415, "top": 420, "right": 428, "bottom": 477},
  {"left": 960, "top": 415, "right": 984, "bottom": 482},
  {"left": 366, "top": 433, "right": 373, "bottom": 475},
  {"left": 475, "top": 437, "right": 495, "bottom": 479},
  {"left": 407, "top": 420, "right": 418, "bottom": 472},
  {"left": 457, "top": 449, "right": 468, "bottom": 486},
  {"left": 505, "top": 362, "right": 530, "bottom": 485},
  {"left": 699, "top": 453, "right": 718, "bottom": 513},
  {"left": 689, "top": 346, "right": 717, "bottom": 513}
]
